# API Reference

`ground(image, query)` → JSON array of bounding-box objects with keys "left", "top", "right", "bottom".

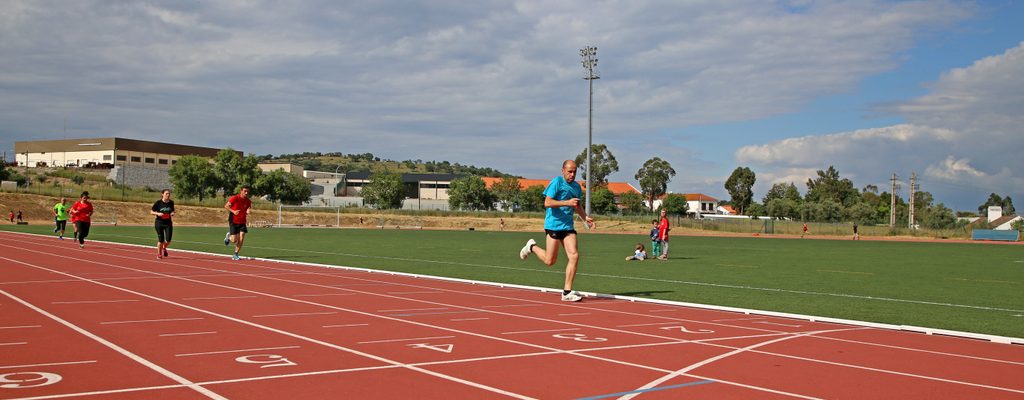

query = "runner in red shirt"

[
  {"left": 69, "top": 191, "right": 94, "bottom": 248},
  {"left": 224, "top": 186, "right": 252, "bottom": 260}
]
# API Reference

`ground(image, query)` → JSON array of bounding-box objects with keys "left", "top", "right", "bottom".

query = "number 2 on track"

[{"left": 235, "top": 354, "right": 297, "bottom": 368}]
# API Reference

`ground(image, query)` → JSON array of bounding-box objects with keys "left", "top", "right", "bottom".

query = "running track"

[{"left": 1, "top": 231, "right": 1022, "bottom": 399}]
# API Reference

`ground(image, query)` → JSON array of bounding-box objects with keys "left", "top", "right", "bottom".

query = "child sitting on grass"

[{"left": 625, "top": 243, "right": 647, "bottom": 261}]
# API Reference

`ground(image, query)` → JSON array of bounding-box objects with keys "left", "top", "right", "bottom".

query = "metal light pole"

[{"left": 580, "top": 46, "right": 599, "bottom": 215}]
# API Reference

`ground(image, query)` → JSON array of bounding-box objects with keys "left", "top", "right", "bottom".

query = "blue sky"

[{"left": 2, "top": 1, "right": 1022, "bottom": 211}]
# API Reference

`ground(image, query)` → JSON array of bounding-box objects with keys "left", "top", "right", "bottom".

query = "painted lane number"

[
  {"left": 552, "top": 333, "right": 607, "bottom": 342},
  {"left": 235, "top": 354, "right": 297, "bottom": 368},
  {"left": 659, "top": 325, "right": 715, "bottom": 334},
  {"left": 407, "top": 343, "right": 454, "bottom": 353},
  {"left": 0, "top": 372, "right": 62, "bottom": 389}
]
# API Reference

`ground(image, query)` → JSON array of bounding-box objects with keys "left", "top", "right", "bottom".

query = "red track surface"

[{"left": 1, "top": 231, "right": 1022, "bottom": 399}]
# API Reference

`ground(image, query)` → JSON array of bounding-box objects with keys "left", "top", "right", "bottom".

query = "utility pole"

[
  {"left": 890, "top": 173, "right": 899, "bottom": 227},
  {"left": 580, "top": 46, "right": 599, "bottom": 216},
  {"left": 908, "top": 172, "right": 917, "bottom": 229}
]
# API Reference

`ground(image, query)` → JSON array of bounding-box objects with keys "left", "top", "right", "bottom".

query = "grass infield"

[{"left": 4, "top": 224, "right": 1022, "bottom": 338}]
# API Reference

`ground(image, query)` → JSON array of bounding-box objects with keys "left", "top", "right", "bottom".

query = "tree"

[
  {"left": 70, "top": 174, "right": 85, "bottom": 186},
  {"left": 724, "top": 167, "right": 756, "bottom": 215},
  {"left": 919, "top": 203, "right": 956, "bottom": 229},
  {"left": 255, "top": 170, "right": 312, "bottom": 204},
  {"left": 168, "top": 155, "right": 215, "bottom": 201},
  {"left": 490, "top": 176, "right": 522, "bottom": 211},
  {"left": 661, "top": 195, "right": 689, "bottom": 216},
  {"left": 979, "top": 193, "right": 1015, "bottom": 215},
  {"left": 518, "top": 185, "right": 546, "bottom": 212},
  {"left": 0, "top": 163, "right": 9, "bottom": 181},
  {"left": 763, "top": 182, "right": 801, "bottom": 205},
  {"left": 574, "top": 144, "right": 619, "bottom": 188},
  {"left": 636, "top": 157, "right": 676, "bottom": 211},
  {"left": 448, "top": 176, "right": 493, "bottom": 211},
  {"left": 746, "top": 202, "right": 766, "bottom": 218},
  {"left": 361, "top": 170, "right": 404, "bottom": 209},
  {"left": 212, "top": 148, "right": 243, "bottom": 197},
  {"left": 618, "top": 191, "right": 646, "bottom": 214},
  {"left": 805, "top": 166, "right": 859, "bottom": 206},
  {"left": 766, "top": 198, "right": 798, "bottom": 220},
  {"left": 590, "top": 187, "right": 618, "bottom": 215},
  {"left": 845, "top": 202, "right": 877, "bottom": 224}
]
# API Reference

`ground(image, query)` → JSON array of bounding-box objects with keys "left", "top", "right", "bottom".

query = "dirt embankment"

[{"left": 0, "top": 192, "right": 649, "bottom": 232}]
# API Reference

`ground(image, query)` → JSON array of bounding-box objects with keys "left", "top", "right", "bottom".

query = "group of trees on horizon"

[
  {"left": 169, "top": 148, "right": 311, "bottom": 204},
  {"left": 257, "top": 152, "right": 508, "bottom": 177}
]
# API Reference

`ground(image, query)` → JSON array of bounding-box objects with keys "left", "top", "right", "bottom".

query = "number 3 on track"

[
  {"left": 0, "top": 372, "right": 62, "bottom": 389},
  {"left": 235, "top": 354, "right": 297, "bottom": 368}
]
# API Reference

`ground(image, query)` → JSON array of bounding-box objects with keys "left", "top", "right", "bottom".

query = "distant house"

[
  {"left": 717, "top": 205, "right": 738, "bottom": 215},
  {"left": 647, "top": 193, "right": 720, "bottom": 217},
  {"left": 258, "top": 162, "right": 304, "bottom": 177},
  {"left": 989, "top": 215, "right": 1023, "bottom": 230}
]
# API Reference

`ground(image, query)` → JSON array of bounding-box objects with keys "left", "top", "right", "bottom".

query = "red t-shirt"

[
  {"left": 70, "top": 201, "right": 93, "bottom": 223},
  {"left": 227, "top": 194, "right": 252, "bottom": 224},
  {"left": 658, "top": 217, "right": 670, "bottom": 240}
]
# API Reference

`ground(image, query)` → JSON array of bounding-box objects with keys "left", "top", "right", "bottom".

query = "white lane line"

[
  {"left": 377, "top": 307, "right": 448, "bottom": 312},
  {"left": 51, "top": 299, "right": 140, "bottom": 304},
  {"left": 182, "top": 295, "right": 258, "bottom": 301},
  {"left": 616, "top": 322, "right": 679, "bottom": 328},
  {"left": 387, "top": 291, "right": 444, "bottom": 295},
  {"left": 753, "top": 321, "right": 804, "bottom": 328},
  {"left": 469, "top": 289, "right": 526, "bottom": 293},
  {"left": 293, "top": 293, "right": 357, "bottom": 297},
  {"left": 647, "top": 309, "right": 677, "bottom": 313},
  {"left": 0, "top": 342, "right": 27, "bottom": 346},
  {"left": 502, "top": 328, "right": 580, "bottom": 335},
  {"left": 329, "top": 283, "right": 387, "bottom": 287},
  {"left": 176, "top": 346, "right": 301, "bottom": 357},
  {"left": 358, "top": 336, "right": 455, "bottom": 344},
  {"left": 322, "top": 323, "right": 369, "bottom": 328},
  {"left": 0, "top": 324, "right": 42, "bottom": 329},
  {"left": 558, "top": 312, "right": 591, "bottom": 316},
  {"left": 160, "top": 331, "right": 217, "bottom": 337},
  {"left": 482, "top": 304, "right": 544, "bottom": 309},
  {"left": 251, "top": 311, "right": 338, "bottom": 318},
  {"left": 101, "top": 317, "right": 204, "bottom": 325},
  {"left": 0, "top": 360, "right": 97, "bottom": 370},
  {"left": 450, "top": 317, "right": 490, "bottom": 321},
  {"left": 0, "top": 288, "right": 226, "bottom": 400},
  {"left": 712, "top": 317, "right": 765, "bottom": 322}
]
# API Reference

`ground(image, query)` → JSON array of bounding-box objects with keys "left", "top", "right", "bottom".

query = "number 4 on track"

[{"left": 407, "top": 343, "right": 454, "bottom": 353}]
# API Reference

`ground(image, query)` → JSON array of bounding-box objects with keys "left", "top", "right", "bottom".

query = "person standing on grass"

[
  {"left": 224, "top": 186, "right": 252, "bottom": 261},
  {"left": 68, "top": 191, "right": 93, "bottom": 249},
  {"left": 518, "top": 160, "right": 595, "bottom": 302},
  {"left": 853, "top": 223, "right": 859, "bottom": 240},
  {"left": 151, "top": 189, "right": 175, "bottom": 259},
  {"left": 53, "top": 198, "right": 69, "bottom": 240},
  {"left": 649, "top": 219, "right": 661, "bottom": 259},
  {"left": 657, "top": 209, "right": 670, "bottom": 260}
]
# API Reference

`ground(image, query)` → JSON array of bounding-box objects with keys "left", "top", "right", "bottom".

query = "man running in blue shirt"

[{"left": 519, "top": 160, "right": 595, "bottom": 302}]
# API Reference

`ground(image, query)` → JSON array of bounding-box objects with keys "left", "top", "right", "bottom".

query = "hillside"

[{"left": 259, "top": 151, "right": 512, "bottom": 177}]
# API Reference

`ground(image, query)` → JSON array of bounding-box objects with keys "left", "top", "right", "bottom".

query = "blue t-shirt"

[{"left": 543, "top": 176, "right": 582, "bottom": 231}]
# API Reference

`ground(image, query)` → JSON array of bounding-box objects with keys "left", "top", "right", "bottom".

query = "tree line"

[{"left": 169, "top": 149, "right": 312, "bottom": 204}]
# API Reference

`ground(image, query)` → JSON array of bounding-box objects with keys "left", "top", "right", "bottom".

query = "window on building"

[
  {"left": 116, "top": 155, "right": 127, "bottom": 161},
  {"left": 145, "top": 158, "right": 155, "bottom": 164},
  {"left": 130, "top": 156, "right": 141, "bottom": 162},
  {"left": 103, "top": 155, "right": 112, "bottom": 161},
  {"left": 171, "top": 160, "right": 177, "bottom": 165},
  {"left": 158, "top": 159, "right": 168, "bottom": 165}
]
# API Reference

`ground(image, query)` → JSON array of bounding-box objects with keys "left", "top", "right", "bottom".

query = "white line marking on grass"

[
  {"left": 51, "top": 299, "right": 140, "bottom": 304},
  {"left": 0, "top": 324, "right": 41, "bottom": 329},
  {"left": 358, "top": 336, "right": 455, "bottom": 344},
  {"left": 293, "top": 293, "right": 357, "bottom": 297},
  {"left": 0, "top": 360, "right": 97, "bottom": 370},
  {"left": 502, "top": 328, "right": 580, "bottom": 335},
  {"left": 101, "top": 317, "right": 204, "bottom": 325},
  {"left": 0, "top": 342, "right": 27, "bottom": 346},
  {"left": 322, "top": 323, "right": 369, "bottom": 328},
  {"left": 160, "top": 331, "right": 217, "bottom": 337},
  {"left": 946, "top": 278, "right": 1018, "bottom": 285},
  {"left": 182, "top": 295, "right": 258, "bottom": 300},
  {"left": 176, "top": 346, "right": 301, "bottom": 357},
  {"left": 0, "top": 288, "right": 227, "bottom": 399},
  {"left": 714, "top": 264, "right": 759, "bottom": 269},
  {"left": 252, "top": 311, "right": 338, "bottom": 318},
  {"left": 450, "top": 317, "right": 490, "bottom": 321},
  {"left": 817, "top": 269, "right": 874, "bottom": 275}
]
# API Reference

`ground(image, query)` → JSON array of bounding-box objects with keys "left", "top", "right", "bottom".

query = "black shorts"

[
  {"left": 545, "top": 229, "right": 577, "bottom": 240},
  {"left": 55, "top": 220, "right": 67, "bottom": 230},
  {"left": 155, "top": 221, "right": 173, "bottom": 243},
  {"left": 229, "top": 222, "right": 248, "bottom": 235}
]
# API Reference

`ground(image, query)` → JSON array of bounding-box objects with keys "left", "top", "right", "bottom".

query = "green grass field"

[{"left": 4, "top": 224, "right": 1022, "bottom": 338}]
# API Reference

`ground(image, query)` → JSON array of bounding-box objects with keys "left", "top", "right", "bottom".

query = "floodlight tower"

[{"left": 580, "top": 46, "right": 599, "bottom": 215}]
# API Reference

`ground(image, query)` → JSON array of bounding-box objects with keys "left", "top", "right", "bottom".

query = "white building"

[{"left": 14, "top": 137, "right": 227, "bottom": 169}]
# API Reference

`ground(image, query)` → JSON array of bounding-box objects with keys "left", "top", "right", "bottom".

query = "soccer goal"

[{"left": 276, "top": 204, "right": 341, "bottom": 228}]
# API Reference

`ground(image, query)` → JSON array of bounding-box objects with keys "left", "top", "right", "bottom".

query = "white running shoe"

[
  {"left": 519, "top": 238, "right": 536, "bottom": 260},
  {"left": 224, "top": 232, "right": 231, "bottom": 246},
  {"left": 561, "top": 291, "right": 583, "bottom": 302}
]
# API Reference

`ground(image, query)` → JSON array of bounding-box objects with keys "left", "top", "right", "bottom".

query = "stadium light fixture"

[{"left": 580, "top": 46, "right": 599, "bottom": 215}]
